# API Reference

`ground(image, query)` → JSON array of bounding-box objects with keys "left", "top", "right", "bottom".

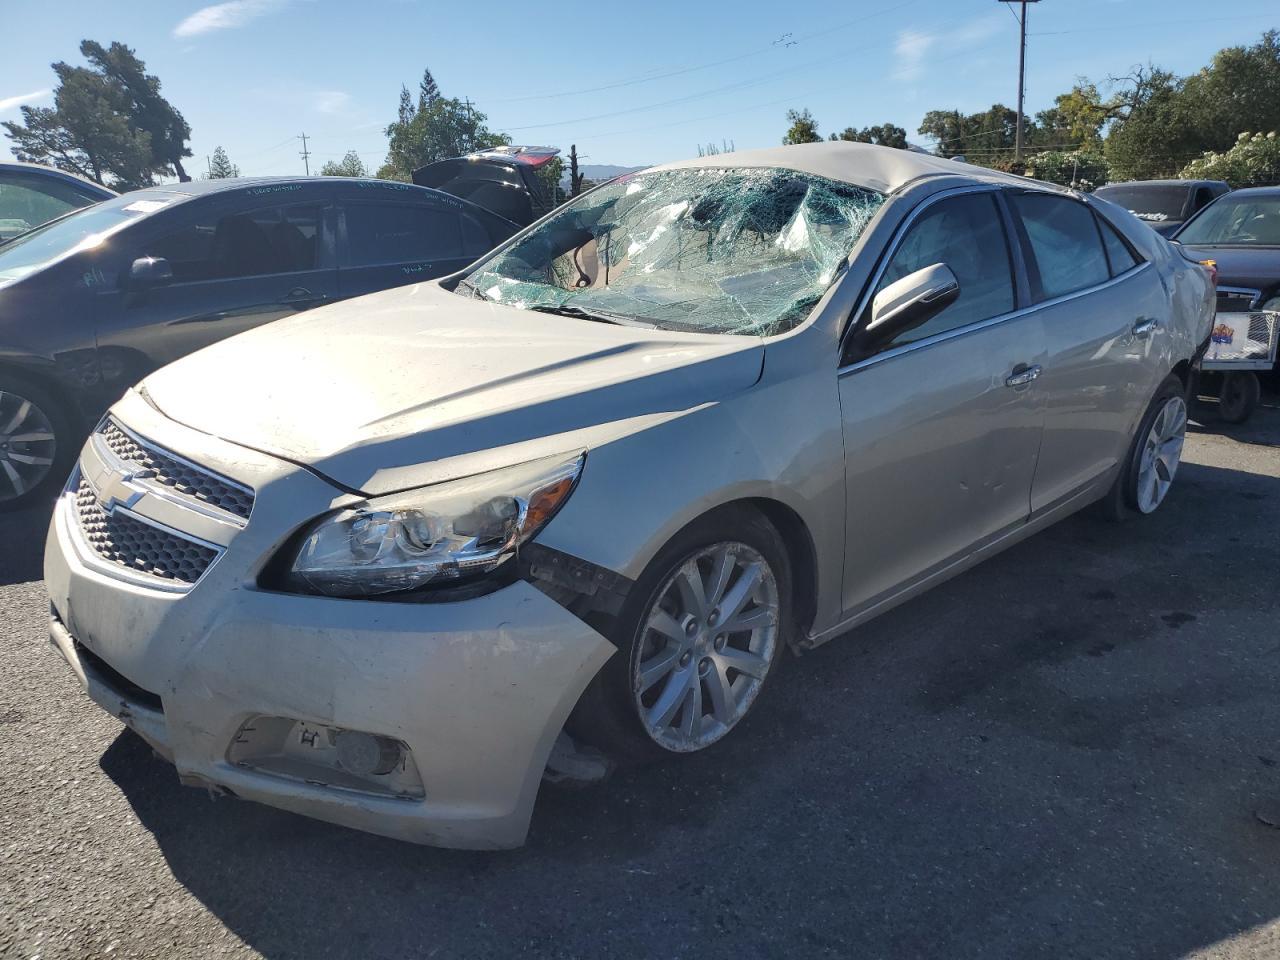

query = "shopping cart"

[{"left": 1199, "top": 309, "right": 1279, "bottom": 423}]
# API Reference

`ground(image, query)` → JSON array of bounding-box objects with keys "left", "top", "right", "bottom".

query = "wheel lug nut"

[
  {"left": 679, "top": 652, "right": 692, "bottom": 667},
  {"left": 713, "top": 635, "right": 725, "bottom": 651}
]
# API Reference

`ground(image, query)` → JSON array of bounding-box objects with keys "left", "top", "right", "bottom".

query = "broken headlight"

[{"left": 287, "top": 453, "right": 584, "bottom": 597}]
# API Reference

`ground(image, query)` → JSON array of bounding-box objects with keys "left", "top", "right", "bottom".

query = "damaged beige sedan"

[{"left": 45, "top": 143, "right": 1214, "bottom": 848}]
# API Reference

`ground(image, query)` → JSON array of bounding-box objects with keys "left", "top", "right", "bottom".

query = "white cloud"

[
  {"left": 892, "top": 14, "right": 1007, "bottom": 85},
  {"left": 173, "top": 0, "right": 284, "bottom": 38},
  {"left": 313, "top": 90, "right": 351, "bottom": 114},
  {"left": 893, "top": 30, "right": 935, "bottom": 83},
  {"left": 0, "top": 89, "right": 52, "bottom": 114}
]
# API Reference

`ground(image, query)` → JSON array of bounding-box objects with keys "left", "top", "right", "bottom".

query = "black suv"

[
  {"left": 1093, "top": 179, "right": 1230, "bottom": 237},
  {"left": 0, "top": 177, "right": 517, "bottom": 508}
]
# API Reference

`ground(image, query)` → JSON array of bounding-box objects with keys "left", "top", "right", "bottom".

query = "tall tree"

[
  {"left": 2, "top": 40, "right": 189, "bottom": 188},
  {"left": 418, "top": 68, "right": 441, "bottom": 110},
  {"left": 379, "top": 70, "right": 508, "bottom": 181},
  {"left": 80, "top": 41, "right": 193, "bottom": 181},
  {"left": 320, "top": 150, "right": 369, "bottom": 177},
  {"left": 830, "top": 123, "right": 908, "bottom": 149},
  {"left": 3, "top": 61, "right": 152, "bottom": 187},
  {"left": 205, "top": 145, "right": 239, "bottom": 178},
  {"left": 782, "top": 109, "right": 822, "bottom": 145}
]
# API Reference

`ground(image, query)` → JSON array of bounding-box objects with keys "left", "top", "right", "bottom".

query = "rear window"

[{"left": 1092, "top": 184, "right": 1189, "bottom": 223}]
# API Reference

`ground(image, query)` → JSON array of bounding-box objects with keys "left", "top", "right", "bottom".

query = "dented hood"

[{"left": 141, "top": 281, "right": 764, "bottom": 493}]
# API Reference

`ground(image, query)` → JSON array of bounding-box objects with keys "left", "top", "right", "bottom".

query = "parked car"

[
  {"left": 1093, "top": 178, "right": 1230, "bottom": 237},
  {"left": 0, "top": 176, "right": 518, "bottom": 508},
  {"left": 1172, "top": 185, "right": 1280, "bottom": 419},
  {"left": 43, "top": 143, "right": 1213, "bottom": 848},
  {"left": 413, "top": 145, "right": 561, "bottom": 226},
  {"left": 0, "top": 161, "right": 116, "bottom": 242}
]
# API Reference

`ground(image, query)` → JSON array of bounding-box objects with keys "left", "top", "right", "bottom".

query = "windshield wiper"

[
  {"left": 455, "top": 278, "right": 489, "bottom": 301},
  {"left": 528, "top": 304, "right": 654, "bottom": 328}
]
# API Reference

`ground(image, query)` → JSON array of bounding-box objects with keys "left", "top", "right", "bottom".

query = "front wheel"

[
  {"left": 0, "top": 375, "right": 74, "bottom": 512},
  {"left": 568, "top": 507, "right": 792, "bottom": 763}
]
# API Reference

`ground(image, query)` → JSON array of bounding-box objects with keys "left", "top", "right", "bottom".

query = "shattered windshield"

[{"left": 460, "top": 167, "right": 885, "bottom": 336}]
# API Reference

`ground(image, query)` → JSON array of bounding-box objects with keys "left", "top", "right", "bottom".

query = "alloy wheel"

[
  {"left": 632, "top": 541, "right": 780, "bottom": 752},
  {"left": 1136, "top": 395, "right": 1186, "bottom": 514},
  {"left": 0, "top": 391, "right": 58, "bottom": 503}
]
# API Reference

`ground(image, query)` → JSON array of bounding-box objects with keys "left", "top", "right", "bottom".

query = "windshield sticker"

[
  {"left": 1133, "top": 211, "right": 1169, "bottom": 221},
  {"left": 245, "top": 183, "right": 303, "bottom": 197},
  {"left": 122, "top": 199, "right": 172, "bottom": 214}
]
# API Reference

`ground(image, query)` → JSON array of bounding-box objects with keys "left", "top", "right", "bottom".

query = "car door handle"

[
  {"left": 1005, "top": 364, "right": 1042, "bottom": 388},
  {"left": 280, "top": 287, "right": 325, "bottom": 307},
  {"left": 1132, "top": 317, "right": 1159, "bottom": 338}
]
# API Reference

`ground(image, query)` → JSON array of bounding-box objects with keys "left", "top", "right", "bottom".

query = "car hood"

[
  {"left": 1178, "top": 244, "right": 1280, "bottom": 295},
  {"left": 142, "top": 281, "right": 765, "bottom": 494}
]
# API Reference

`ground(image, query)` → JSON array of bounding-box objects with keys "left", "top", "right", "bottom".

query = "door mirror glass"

[
  {"left": 129, "top": 256, "right": 174, "bottom": 287},
  {"left": 866, "top": 262, "right": 961, "bottom": 343}
]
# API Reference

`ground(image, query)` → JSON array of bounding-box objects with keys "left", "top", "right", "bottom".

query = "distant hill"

[{"left": 561, "top": 163, "right": 648, "bottom": 186}]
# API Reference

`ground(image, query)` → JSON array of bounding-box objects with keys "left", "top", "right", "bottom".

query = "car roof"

[
  {"left": 648, "top": 141, "right": 1059, "bottom": 195},
  {"left": 1209, "top": 185, "right": 1280, "bottom": 198},
  {"left": 1096, "top": 179, "right": 1226, "bottom": 189},
  {"left": 0, "top": 161, "right": 118, "bottom": 196}
]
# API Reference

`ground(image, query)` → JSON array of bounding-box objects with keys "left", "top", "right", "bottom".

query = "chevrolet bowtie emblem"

[{"left": 90, "top": 464, "right": 153, "bottom": 513}]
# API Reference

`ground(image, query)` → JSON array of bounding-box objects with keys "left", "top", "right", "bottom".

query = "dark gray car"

[{"left": 1094, "top": 179, "right": 1230, "bottom": 237}]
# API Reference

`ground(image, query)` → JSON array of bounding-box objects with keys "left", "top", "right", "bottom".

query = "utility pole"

[
  {"left": 297, "top": 132, "right": 311, "bottom": 175},
  {"left": 462, "top": 99, "right": 474, "bottom": 153},
  {"left": 998, "top": 0, "right": 1039, "bottom": 165}
]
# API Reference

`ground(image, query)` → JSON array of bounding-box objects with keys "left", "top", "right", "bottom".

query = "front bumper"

[{"left": 44, "top": 398, "right": 614, "bottom": 850}]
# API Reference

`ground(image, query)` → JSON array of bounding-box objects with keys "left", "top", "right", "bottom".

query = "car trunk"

[{"left": 412, "top": 147, "right": 561, "bottom": 227}]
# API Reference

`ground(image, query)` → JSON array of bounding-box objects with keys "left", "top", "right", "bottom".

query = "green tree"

[
  {"left": 378, "top": 68, "right": 508, "bottom": 181},
  {"left": 80, "top": 41, "right": 193, "bottom": 181},
  {"left": 782, "top": 109, "right": 822, "bottom": 145},
  {"left": 830, "top": 123, "right": 908, "bottom": 148},
  {"left": 320, "top": 150, "right": 369, "bottom": 177},
  {"left": 1180, "top": 131, "right": 1280, "bottom": 187},
  {"left": 205, "top": 145, "right": 239, "bottom": 178},
  {"left": 1175, "top": 31, "right": 1280, "bottom": 156},
  {"left": 1102, "top": 66, "right": 1196, "bottom": 180},
  {"left": 2, "top": 40, "right": 188, "bottom": 188},
  {"left": 3, "top": 61, "right": 152, "bottom": 187}
]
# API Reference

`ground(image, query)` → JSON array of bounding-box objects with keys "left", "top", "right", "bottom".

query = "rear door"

[
  {"left": 336, "top": 199, "right": 502, "bottom": 298},
  {"left": 1007, "top": 191, "right": 1169, "bottom": 513},
  {"left": 837, "top": 188, "right": 1047, "bottom": 615},
  {"left": 95, "top": 193, "right": 338, "bottom": 378}
]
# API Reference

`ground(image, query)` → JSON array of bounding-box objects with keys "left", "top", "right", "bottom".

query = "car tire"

[
  {"left": 1099, "top": 374, "right": 1187, "bottom": 521},
  {"left": 1217, "top": 371, "right": 1260, "bottom": 424},
  {"left": 0, "top": 373, "right": 77, "bottom": 513},
  {"left": 567, "top": 505, "right": 793, "bottom": 765}
]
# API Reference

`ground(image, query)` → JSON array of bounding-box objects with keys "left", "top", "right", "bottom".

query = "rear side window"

[
  {"left": 345, "top": 204, "right": 463, "bottom": 266},
  {"left": 1012, "top": 194, "right": 1110, "bottom": 300},
  {"left": 461, "top": 212, "right": 496, "bottom": 257},
  {"left": 1097, "top": 216, "right": 1139, "bottom": 276},
  {"left": 143, "top": 204, "right": 321, "bottom": 282},
  {"left": 0, "top": 174, "right": 100, "bottom": 238},
  {"left": 871, "top": 192, "right": 1015, "bottom": 348}
]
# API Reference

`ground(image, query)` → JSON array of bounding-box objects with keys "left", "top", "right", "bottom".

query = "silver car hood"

[{"left": 142, "top": 281, "right": 765, "bottom": 494}]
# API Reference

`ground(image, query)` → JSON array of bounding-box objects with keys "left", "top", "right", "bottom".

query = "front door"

[
  {"left": 838, "top": 189, "right": 1046, "bottom": 616},
  {"left": 95, "top": 198, "right": 338, "bottom": 388},
  {"left": 1007, "top": 192, "right": 1170, "bottom": 512},
  {"left": 337, "top": 200, "right": 494, "bottom": 298}
]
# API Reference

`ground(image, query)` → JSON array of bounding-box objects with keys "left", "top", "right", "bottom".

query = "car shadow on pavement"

[
  {"left": 0, "top": 498, "right": 54, "bottom": 587},
  {"left": 98, "top": 451, "right": 1280, "bottom": 960}
]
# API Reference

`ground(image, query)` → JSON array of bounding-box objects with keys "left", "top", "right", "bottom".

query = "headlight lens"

[{"left": 288, "top": 453, "right": 584, "bottom": 597}]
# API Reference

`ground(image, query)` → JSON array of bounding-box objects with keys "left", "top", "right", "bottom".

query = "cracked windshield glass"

[{"left": 462, "top": 167, "right": 885, "bottom": 335}]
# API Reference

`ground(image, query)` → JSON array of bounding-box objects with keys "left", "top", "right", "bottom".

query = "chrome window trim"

[{"left": 838, "top": 260, "right": 1153, "bottom": 377}]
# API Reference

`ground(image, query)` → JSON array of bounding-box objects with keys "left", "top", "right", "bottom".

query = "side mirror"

[
  {"left": 864, "top": 262, "right": 960, "bottom": 345},
  {"left": 129, "top": 256, "right": 173, "bottom": 287}
]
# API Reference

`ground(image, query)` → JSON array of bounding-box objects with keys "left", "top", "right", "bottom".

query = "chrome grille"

[
  {"left": 74, "top": 478, "right": 217, "bottom": 584},
  {"left": 99, "top": 419, "right": 254, "bottom": 520}
]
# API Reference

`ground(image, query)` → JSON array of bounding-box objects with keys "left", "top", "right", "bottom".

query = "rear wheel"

[
  {"left": 1217, "top": 372, "right": 1260, "bottom": 424},
  {"left": 1100, "top": 375, "right": 1187, "bottom": 520},
  {"left": 568, "top": 507, "right": 791, "bottom": 763},
  {"left": 0, "top": 375, "right": 75, "bottom": 512}
]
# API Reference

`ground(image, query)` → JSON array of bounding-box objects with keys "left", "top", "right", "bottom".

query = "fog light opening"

[
  {"left": 226, "top": 715, "right": 424, "bottom": 800},
  {"left": 335, "top": 730, "right": 402, "bottom": 777}
]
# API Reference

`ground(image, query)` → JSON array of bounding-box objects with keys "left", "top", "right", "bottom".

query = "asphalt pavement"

[{"left": 2, "top": 393, "right": 1279, "bottom": 960}]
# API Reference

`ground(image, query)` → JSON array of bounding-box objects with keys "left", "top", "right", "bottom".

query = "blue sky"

[{"left": 3, "top": 0, "right": 1277, "bottom": 177}]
